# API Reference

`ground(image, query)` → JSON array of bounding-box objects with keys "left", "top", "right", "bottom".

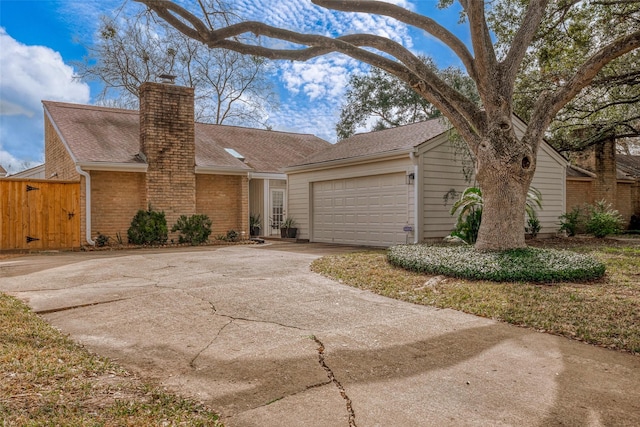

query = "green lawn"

[{"left": 311, "top": 238, "right": 640, "bottom": 354}]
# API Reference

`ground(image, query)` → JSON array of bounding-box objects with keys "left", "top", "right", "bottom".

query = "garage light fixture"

[{"left": 406, "top": 172, "right": 415, "bottom": 185}]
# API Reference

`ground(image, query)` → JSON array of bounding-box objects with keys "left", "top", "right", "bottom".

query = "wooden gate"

[{"left": 0, "top": 179, "right": 80, "bottom": 251}]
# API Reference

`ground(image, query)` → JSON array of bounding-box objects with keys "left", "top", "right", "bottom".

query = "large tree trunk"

[{"left": 474, "top": 125, "right": 536, "bottom": 251}]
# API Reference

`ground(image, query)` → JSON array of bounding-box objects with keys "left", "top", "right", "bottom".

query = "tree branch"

[
  {"left": 311, "top": 0, "right": 477, "bottom": 80},
  {"left": 501, "top": 0, "right": 550, "bottom": 85},
  {"left": 466, "top": 0, "right": 498, "bottom": 105},
  {"left": 526, "top": 30, "right": 640, "bottom": 144}
]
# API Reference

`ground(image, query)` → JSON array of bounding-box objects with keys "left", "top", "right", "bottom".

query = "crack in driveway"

[
  {"left": 313, "top": 335, "right": 357, "bottom": 427},
  {"left": 189, "top": 299, "right": 305, "bottom": 370}
]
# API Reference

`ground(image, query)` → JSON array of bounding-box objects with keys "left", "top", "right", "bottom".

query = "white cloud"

[
  {"left": 229, "top": 1, "right": 418, "bottom": 142},
  {"left": 0, "top": 28, "right": 90, "bottom": 171},
  {"left": 0, "top": 28, "right": 90, "bottom": 114}
]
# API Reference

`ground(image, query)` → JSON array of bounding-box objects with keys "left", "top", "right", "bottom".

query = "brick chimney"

[
  {"left": 139, "top": 81, "right": 196, "bottom": 233},
  {"left": 571, "top": 136, "right": 617, "bottom": 206}
]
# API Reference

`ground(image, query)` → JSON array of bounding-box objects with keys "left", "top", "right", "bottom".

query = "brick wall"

[
  {"left": 571, "top": 138, "right": 617, "bottom": 206},
  {"left": 90, "top": 171, "right": 146, "bottom": 241},
  {"left": 44, "top": 115, "right": 79, "bottom": 181},
  {"left": 196, "top": 174, "right": 249, "bottom": 238},
  {"left": 139, "top": 82, "right": 196, "bottom": 239},
  {"left": 566, "top": 179, "right": 593, "bottom": 213}
]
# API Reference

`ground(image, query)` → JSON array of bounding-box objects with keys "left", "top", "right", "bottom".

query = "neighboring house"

[
  {"left": 567, "top": 139, "right": 640, "bottom": 227},
  {"left": 0, "top": 165, "right": 6, "bottom": 178},
  {"left": 43, "top": 81, "right": 330, "bottom": 245},
  {"left": 285, "top": 117, "right": 568, "bottom": 247},
  {"left": 9, "top": 164, "right": 45, "bottom": 179}
]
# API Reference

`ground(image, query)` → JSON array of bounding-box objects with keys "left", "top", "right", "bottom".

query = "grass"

[
  {"left": 0, "top": 293, "right": 223, "bottom": 426},
  {"left": 311, "top": 238, "right": 640, "bottom": 354}
]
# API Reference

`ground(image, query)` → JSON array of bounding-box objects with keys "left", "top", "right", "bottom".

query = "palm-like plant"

[{"left": 450, "top": 186, "right": 542, "bottom": 244}]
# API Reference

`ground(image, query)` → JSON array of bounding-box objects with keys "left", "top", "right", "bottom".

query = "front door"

[{"left": 270, "top": 189, "right": 285, "bottom": 236}]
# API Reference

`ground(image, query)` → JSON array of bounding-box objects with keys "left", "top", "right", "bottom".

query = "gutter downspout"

[
  {"left": 75, "top": 165, "right": 95, "bottom": 246},
  {"left": 410, "top": 151, "right": 419, "bottom": 244}
]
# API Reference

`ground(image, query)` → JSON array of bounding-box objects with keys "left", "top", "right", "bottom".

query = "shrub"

[
  {"left": 95, "top": 233, "right": 110, "bottom": 247},
  {"left": 526, "top": 214, "right": 541, "bottom": 238},
  {"left": 585, "top": 200, "right": 623, "bottom": 238},
  {"left": 171, "top": 214, "right": 212, "bottom": 245},
  {"left": 387, "top": 244, "right": 606, "bottom": 283},
  {"left": 449, "top": 186, "right": 542, "bottom": 244},
  {"left": 127, "top": 208, "right": 168, "bottom": 245},
  {"left": 451, "top": 207, "right": 482, "bottom": 244},
  {"left": 226, "top": 229, "right": 239, "bottom": 242},
  {"left": 559, "top": 206, "right": 583, "bottom": 236}
]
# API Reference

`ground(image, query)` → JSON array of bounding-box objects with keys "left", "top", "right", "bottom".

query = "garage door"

[{"left": 312, "top": 173, "right": 410, "bottom": 246}]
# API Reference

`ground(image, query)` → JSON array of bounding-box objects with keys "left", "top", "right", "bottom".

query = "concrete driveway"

[{"left": 1, "top": 242, "right": 638, "bottom": 426}]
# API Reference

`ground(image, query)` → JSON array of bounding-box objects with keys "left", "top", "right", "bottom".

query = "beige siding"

[
  {"left": 270, "top": 179, "right": 286, "bottom": 190},
  {"left": 249, "top": 179, "right": 264, "bottom": 224},
  {"left": 531, "top": 144, "right": 566, "bottom": 235},
  {"left": 419, "top": 133, "right": 567, "bottom": 240},
  {"left": 287, "top": 157, "right": 413, "bottom": 241},
  {"left": 419, "top": 136, "right": 471, "bottom": 239}
]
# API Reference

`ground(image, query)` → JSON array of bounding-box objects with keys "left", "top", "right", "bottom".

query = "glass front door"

[{"left": 270, "top": 189, "right": 285, "bottom": 235}]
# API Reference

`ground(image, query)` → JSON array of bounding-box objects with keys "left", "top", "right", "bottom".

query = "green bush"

[
  {"left": 585, "top": 200, "right": 623, "bottom": 238},
  {"left": 451, "top": 207, "right": 482, "bottom": 244},
  {"left": 449, "top": 186, "right": 542, "bottom": 244},
  {"left": 127, "top": 208, "right": 168, "bottom": 245},
  {"left": 95, "top": 233, "right": 110, "bottom": 247},
  {"left": 526, "top": 214, "right": 541, "bottom": 238},
  {"left": 171, "top": 214, "right": 212, "bottom": 245},
  {"left": 559, "top": 206, "right": 583, "bottom": 236},
  {"left": 387, "top": 244, "right": 606, "bottom": 283},
  {"left": 226, "top": 229, "right": 239, "bottom": 242}
]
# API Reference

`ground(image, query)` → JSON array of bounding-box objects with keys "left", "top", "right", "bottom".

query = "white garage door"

[{"left": 312, "top": 173, "right": 410, "bottom": 246}]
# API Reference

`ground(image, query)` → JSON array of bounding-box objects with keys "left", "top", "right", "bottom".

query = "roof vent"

[
  {"left": 157, "top": 74, "right": 177, "bottom": 84},
  {"left": 225, "top": 148, "right": 245, "bottom": 162}
]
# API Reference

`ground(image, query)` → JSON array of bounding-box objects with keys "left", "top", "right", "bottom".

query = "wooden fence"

[{"left": 0, "top": 179, "right": 80, "bottom": 251}]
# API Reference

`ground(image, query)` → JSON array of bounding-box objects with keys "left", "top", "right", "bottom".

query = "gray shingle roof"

[
  {"left": 43, "top": 101, "right": 331, "bottom": 173},
  {"left": 617, "top": 154, "right": 640, "bottom": 179},
  {"left": 293, "top": 118, "right": 450, "bottom": 167}
]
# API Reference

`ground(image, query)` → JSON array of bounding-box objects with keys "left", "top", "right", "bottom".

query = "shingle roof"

[
  {"left": 196, "top": 123, "right": 332, "bottom": 173},
  {"left": 293, "top": 118, "right": 450, "bottom": 167},
  {"left": 43, "top": 101, "right": 330, "bottom": 173},
  {"left": 617, "top": 154, "right": 640, "bottom": 179}
]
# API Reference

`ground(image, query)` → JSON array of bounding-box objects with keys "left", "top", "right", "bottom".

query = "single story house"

[
  {"left": 43, "top": 81, "right": 330, "bottom": 245},
  {"left": 285, "top": 117, "right": 568, "bottom": 247}
]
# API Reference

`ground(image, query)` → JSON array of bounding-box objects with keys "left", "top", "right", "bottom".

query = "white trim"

[
  {"left": 77, "top": 162, "right": 147, "bottom": 172},
  {"left": 195, "top": 166, "right": 251, "bottom": 175},
  {"left": 284, "top": 150, "right": 413, "bottom": 173},
  {"left": 263, "top": 179, "right": 270, "bottom": 234},
  {"left": 410, "top": 152, "right": 420, "bottom": 244},
  {"left": 249, "top": 172, "right": 287, "bottom": 180},
  {"left": 75, "top": 165, "right": 95, "bottom": 246}
]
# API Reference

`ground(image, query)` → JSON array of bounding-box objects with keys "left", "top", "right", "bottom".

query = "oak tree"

[
  {"left": 336, "top": 57, "right": 479, "bottom": 139},
  {"left": 133, "top": 0, "right": 640, "bottom": 250}
]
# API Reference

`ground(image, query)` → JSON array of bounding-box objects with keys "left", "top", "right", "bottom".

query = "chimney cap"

[{"left": 157, "top": 74, "right": 177, "bottom": 84}]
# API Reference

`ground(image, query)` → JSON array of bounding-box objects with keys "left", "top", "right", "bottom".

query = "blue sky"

[{"left": 0, "top": 0, "right": 467, "bottom": 174}]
